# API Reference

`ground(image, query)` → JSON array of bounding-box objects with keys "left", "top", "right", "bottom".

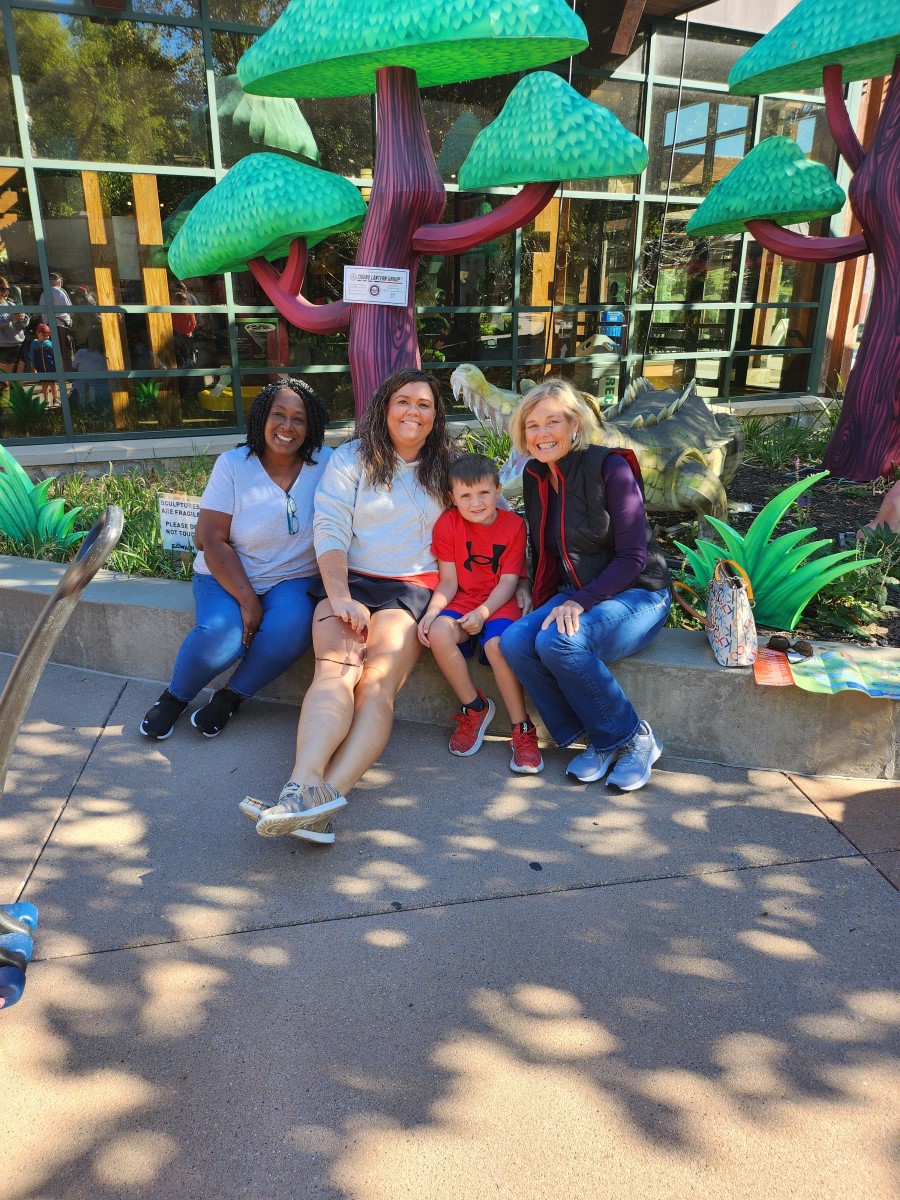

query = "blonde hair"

[{"left": 509, "top": 378, "right": 600, "bottom": 455}]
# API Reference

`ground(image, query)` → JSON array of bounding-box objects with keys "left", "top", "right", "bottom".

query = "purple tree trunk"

[
  {"left": 347, "top": 67, "right": 446, "bottom": 420},
  {"left": 823, "top": 59, "right": 900, "bottom": 480}
]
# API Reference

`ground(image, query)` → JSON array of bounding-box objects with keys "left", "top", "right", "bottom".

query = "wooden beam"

[{"left": 612, "top": 0, "right": 648, "bottom": 57}]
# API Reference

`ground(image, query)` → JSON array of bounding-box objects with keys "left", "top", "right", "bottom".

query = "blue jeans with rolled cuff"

[
  {"left": 499, "top": 586, "right": 671, "bottom": 754},
  {"left": 169, "top": 572, "right": 318, "bottom": 703}
]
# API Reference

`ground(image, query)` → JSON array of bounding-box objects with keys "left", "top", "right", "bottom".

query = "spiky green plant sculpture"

[
  {"left": 0, "top": 445, "right": 86, "bottom": 549},
  {"left": 674, "top": 472, "right": 880, "bottom": 629}
]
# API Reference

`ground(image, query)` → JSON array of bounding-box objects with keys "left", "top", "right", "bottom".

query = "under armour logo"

[{"left": 464, "top": 542, "right": 504, "bottom": 572}]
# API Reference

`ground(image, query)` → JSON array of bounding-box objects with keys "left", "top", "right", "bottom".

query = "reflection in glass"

[
  {"left": 14, "top": 12, "right": 208, "bottom": 166},
  {"left": 0, "top": 169, "right": 40, "bottom": 304},
  {"left": 647, "top": 87, "right": 754, "bottom": 197},
  {"left": 424, "top": 73, "right": 521, "bottom": 180},
  {"left": 761, "top": 99, "right": 836, "bottom": 168},
  {"left": 638, "top": 204, "right": 740, "bottom": 304},
  {"left": 633, "top": 308, "right": 733, "bottom": 356},
  {"left": 64, "top": 374, "right": 236, "bottom": 435},
  {"left": 655, "top": 30, "right": 751, "bottom": 85},
  {"left": 132, "top": 0, "right": 201, "bottom": 15},
  {"left": 730, "top": 351, "right": 813, "bottom": 395},
  {"left": 734, "top": 306, "right": 815, "bottom": 353},
  {"left": 419, "top": 192, "right": 515, "bottom": 308},
  {"left": 0, "top": 22, "right": 19, "bottom": 158},
  {"left": 521, "top": 199, "right": 635, "bottom": 308},
  {"left": 209, "top": 0, "right": 288, "bottom": 22},
  {"left": 741, "top": 223, "right": 825, "bottom": 306}
]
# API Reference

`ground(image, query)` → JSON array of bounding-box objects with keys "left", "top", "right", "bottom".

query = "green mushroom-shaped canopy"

[
  {"left": 729, "top": 0, "right": 900, "bottom": 94},
  {"left": 168, "top": 153, "right": 366, "bottom": 277},
  {"left": 458, "top": 72, "right": 648, "bottom": 190},
  {"left": 685, "top": 137, "right": 845, "bottom": 238},
  {"left": 238, "top": 0, "right": 588, "bottom": 99}
]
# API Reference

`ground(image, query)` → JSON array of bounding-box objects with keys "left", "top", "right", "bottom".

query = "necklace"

[{"left": 396, "top": 464, "right": 432, "bottom": 539}]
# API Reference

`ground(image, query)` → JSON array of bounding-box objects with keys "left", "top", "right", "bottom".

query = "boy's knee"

[{"left": 428, "top": 616, "right": 458, "bottom": 648}]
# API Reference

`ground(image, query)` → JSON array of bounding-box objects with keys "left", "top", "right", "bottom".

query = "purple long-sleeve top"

[{"left": 543, "top": 453, "right": 649, "bottom": 612}]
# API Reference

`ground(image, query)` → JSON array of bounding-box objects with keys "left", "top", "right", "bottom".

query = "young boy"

[
  {"left": 28, "top": 324, "right": 59, "bottom": 405},
  {"left": 418, "top": 453, "right": 542, "bottom": 774}
]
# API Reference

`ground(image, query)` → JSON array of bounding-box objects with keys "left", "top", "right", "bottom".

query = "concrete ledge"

[{"left": 0, "top": 555, "right": 896, "bottom": 780}]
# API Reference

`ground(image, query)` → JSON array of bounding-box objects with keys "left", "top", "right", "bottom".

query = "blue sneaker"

[
  {"left": 606, "top": 722, "right": 662, "bottom": 792},
  {"left": 566, "top": 744, "right": 619, "bottom": 782}
]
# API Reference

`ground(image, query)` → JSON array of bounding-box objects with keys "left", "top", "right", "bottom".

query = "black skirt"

[{"left": 308, "top": 571, "right": 433, "bottom": 621}]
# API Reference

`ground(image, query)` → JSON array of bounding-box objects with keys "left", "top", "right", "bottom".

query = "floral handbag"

[{"left": 673, "top": 559, "right": 758, "bottom": 667}]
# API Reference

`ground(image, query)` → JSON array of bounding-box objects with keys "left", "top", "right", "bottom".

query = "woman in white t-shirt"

[{"left": 140, "top": 378, "right": 332, "bottom": 741}]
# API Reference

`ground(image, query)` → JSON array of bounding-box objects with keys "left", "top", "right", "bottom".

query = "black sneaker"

[
  {"left": 190, "top": 688, "right": 243, "bottom": 738},
  {"left": 140, "top": 689, "right": 187, "bottom": 740}
]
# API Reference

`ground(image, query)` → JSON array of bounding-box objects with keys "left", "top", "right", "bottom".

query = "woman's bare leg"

[
  {"left": 288, "top": 599, "right": 364, "bottom": 788},
  {"left": 321, "top": 608, "right": 421, "bottom": 796}
]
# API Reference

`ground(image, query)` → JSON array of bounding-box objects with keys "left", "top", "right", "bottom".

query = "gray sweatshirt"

[{"left": 313, "top": 440, "right": 446, "bottom": 578}]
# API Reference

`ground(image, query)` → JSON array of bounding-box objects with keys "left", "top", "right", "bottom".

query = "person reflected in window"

[
  {"left": 0, "top": 277, "right": 28, "bottom": 399},
  {"left": 38, "top": 273, "right": 74, "bottom": 369},
  {"left": 72, "top": 329, "right": 109, "bottom": 411},
  {"left": 28, "top": 324, "right": 59, "bottom": 405}
]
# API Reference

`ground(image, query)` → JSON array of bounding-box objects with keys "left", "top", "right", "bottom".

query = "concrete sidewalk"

[{"left": 0, "top": 659, "right": 897, "bottom": 1199}]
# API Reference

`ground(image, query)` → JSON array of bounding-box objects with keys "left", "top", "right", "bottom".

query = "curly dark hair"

[
  {"left": 356, "top": 368, "right": 456, "bottom": 501},
  {"left": 243, "top": 377, "right": 328, "bottom": 465}
]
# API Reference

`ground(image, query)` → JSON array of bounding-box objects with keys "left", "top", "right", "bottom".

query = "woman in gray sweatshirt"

[{"left": 252, "top": 368, "right": 457, "bottom": 843}]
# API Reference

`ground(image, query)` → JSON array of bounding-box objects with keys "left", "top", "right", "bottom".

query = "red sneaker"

[
  {"left": 449, "top": 692, "right": 496, "bottom": 756},
  {"left": 510, "top": 719, "right": 544, "bottom": 774}
]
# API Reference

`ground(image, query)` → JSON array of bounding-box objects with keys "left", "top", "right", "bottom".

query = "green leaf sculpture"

[
  {"left": 728, "top": 0, "right": 900, "bottom": 94},
  {"left": 238, "top": 0, "right": 588, "bottom": 98},
  {"left": 686, "top": 137, "right": 845, "bottom": 237},
  {"left": 0, "top": 444, "right": 86, "bottom": 548},
  {"left": 459, "top": 72, "right": 648, "bottom": 189},
  {"left": 674, "top": 472, "right": 880, "bottom": 630},
  {"left": 168, "top": 153, "right": 366, "bottom": 277}
]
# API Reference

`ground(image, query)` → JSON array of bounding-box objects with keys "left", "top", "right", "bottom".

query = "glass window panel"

[
  {"left": 575, "top": 28, "right": 647, "bottom": 76},
  {"left": 638, "top": 203, "right": 740, "bottom": 303},
  {"left": 209, "top": 1, "right": 288, "bottom": 22},
  {"left": 0, "top": 168, "right": 40, "bottom": 305},
  {"left": 0, "top": 377, "right": 65, "bottom": 440},
  {"left": 733, "top": 306, "right": 816, "bottom": 353},
  {"left": 633, "top": 307, "right": 733, "bottom": 356},
  {"left": 65, "top": 374, "right": 237, "bottom": 435},
  {"left": 133, "top": 0, "right": 201, "bottom": 15},
  {"left": 210, "top": 32, "right": 368, "bottom": 172},
  {"left": 416, "top": 192, "right": 515, "bottom": 307},
  {"left": 740, "top": 221, "right": 827, "bottom": 305},
  {"left": 655, "top": 29, "right": 752, "bottom": 84},
  {"left": 520, "top": 198, "right": 635, "bottom": 309},
  {"left": 234, "top": 313, "right": 349, "bottom": 370},
  {"left": 565, "top": 78, "right": 643, "bottom": 193},
  {"left": 517, "top": 308, "right": 627, "bottom": 365},
  {"left": 647, "top": 87, "right": 754, "bottom": 197},
  {"left": 761, "top": 98, "right": 836, "bottom": 168},
  {"left": 13, "top": 12, "right": 208, "bottom": 166},
  {"left": 0, "top": 22, "right": 19, "bottom": 158},
  {"left": 630, "top": 358, "right": 708, "bottom": 393},
  {"left": 35, "top": 170, "right": 220, "bottom": 313},
  {"left": 415, "top": 311, "right": 487, "bottom": 367},
  {"left": 424, "top": 73, "right": 520, "bottom": 182},
  {"left": 729, "top": 350, "right": 813, "bottom": 395}
]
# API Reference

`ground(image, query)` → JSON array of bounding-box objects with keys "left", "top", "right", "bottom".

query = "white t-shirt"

[{"left": 194, "top": 444, "right": 332, "bottom": 593}]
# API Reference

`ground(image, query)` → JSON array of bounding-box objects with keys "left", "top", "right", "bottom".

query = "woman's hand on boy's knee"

[
  {"left": 540, "top": 600, "right": 584, "bottom": 635},
  {"left": 417, "top": 615, "right": 435, "bottom": 647}
]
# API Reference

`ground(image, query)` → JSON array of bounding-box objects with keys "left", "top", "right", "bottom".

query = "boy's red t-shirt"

[{"left": 431, "top": 506, "right": 527, "bottom": 622}]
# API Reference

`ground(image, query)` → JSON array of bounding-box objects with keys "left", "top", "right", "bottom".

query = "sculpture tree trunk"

[
  {"left": 347, "top": 66, "right": 446, "bottom": 420},
  {"left": 823, "top": 58, "right": 900, "bottom": 480}
]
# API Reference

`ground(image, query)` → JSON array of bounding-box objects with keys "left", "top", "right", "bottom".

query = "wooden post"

[
  {"left": 80, "top": 171, "right": 132, "bottom": 429},
  {"left": 132, "top": 173, "right": 180, "bottom": 428}
]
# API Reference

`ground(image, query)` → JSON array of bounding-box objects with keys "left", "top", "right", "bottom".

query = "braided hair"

[
  {"left": 243, "top": 377, "right": 328, "bottom": 465},
  {"left": 356, "top": 368, "right": 456, "bottom": 502}
]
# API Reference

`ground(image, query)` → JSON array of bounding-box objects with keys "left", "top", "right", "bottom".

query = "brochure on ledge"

[{"left": 754, "top": 648, "right": 900, "bottom": 700}]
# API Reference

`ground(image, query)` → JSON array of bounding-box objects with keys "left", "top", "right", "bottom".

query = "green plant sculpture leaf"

[
  {"left": 458, "top": 72, "right": 648, "bottom": 189},
  {"left": 686, "top": 138, "right": 845, "bottom": 237},
  {"left": 0, "top": 444, "right": 86, "bottom": 549},
  {"left": 674, "top": 472, "right": 880, "bottom": 629},
  {"left": 238, "top": 0, "right": 588, "bottom": 98},
  {"left": 168, "top": 153, "right": 366, "bottom": 278},
  {"left": 729, "top": 0, "right": 900, "bottom": 94}
]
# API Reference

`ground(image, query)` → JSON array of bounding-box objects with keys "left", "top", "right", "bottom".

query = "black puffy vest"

[{"left": 523, "top": 445, "right": 671, "bottom": 607}]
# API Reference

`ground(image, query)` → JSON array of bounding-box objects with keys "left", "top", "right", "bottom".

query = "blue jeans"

[
  {"left": 500, "top": 586, "right": 671, "bottom": 753},
  {"left": 170, "top": 573, "right": 318, "bottom": 702}
]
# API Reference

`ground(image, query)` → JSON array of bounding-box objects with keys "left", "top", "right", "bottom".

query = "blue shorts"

[{"left": 440, "top": 609, "right": 516, "bottom": 665}]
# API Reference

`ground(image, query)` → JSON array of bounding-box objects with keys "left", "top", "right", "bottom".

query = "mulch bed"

[{"left": 651, "top": 464, "right": 900, "bottom": 649}]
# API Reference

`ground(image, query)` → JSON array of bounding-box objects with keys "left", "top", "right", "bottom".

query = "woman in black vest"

[{"left": 500, "top": 379, "right": 671, "bottom": 792}]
